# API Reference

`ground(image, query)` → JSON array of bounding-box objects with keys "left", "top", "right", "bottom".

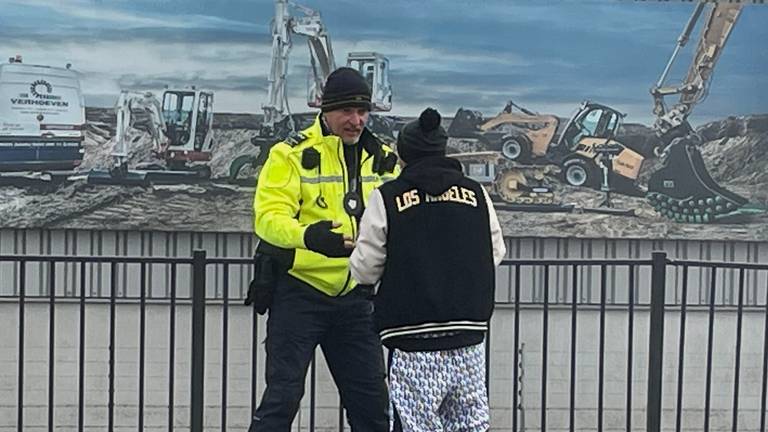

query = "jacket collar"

[{"left": 308, "top": 114, "right": 379, "bottom": 157}]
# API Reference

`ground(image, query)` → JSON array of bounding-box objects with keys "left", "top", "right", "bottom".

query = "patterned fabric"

[{"left": 389, "top": 343, "right": 490, "bottom": 431}]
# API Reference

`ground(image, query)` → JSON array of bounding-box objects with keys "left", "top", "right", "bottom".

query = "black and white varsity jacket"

[{"left": 349, "top": 156, "right": 506, "bottom": 351}]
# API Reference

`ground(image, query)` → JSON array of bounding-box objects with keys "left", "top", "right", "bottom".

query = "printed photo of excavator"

[
  {"left": 442, "top": 3, "right": 764, "bottom": 223},
  {"left": 0, "top": 1, "right": 766, "bottom": 234}
]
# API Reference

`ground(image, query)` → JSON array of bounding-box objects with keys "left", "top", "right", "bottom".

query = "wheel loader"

[{"left": 448, "top": 100, "right": 644, "bottom": 194}]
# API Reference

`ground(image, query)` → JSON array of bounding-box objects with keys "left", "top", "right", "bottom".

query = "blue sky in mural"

[{"left": 1, "top": 0, "right": 765, "bottom": 124}]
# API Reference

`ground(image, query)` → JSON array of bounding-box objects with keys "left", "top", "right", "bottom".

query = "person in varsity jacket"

[{"left": 349, "top": 107, "right": 506, "bottom": 431}]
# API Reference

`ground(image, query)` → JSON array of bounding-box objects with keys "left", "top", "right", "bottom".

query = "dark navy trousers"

[{"left": 248, "top": 275, "right": 389, "bottom": 431}]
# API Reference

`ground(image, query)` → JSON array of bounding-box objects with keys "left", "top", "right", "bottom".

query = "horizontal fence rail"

[{"left": 1, "top": 251, "right": 768, "bottom": 431}]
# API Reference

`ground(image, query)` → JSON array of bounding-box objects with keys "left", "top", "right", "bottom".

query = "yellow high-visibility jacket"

[{"left": 253, "top": 115, "right": 398, "bottom": 296}]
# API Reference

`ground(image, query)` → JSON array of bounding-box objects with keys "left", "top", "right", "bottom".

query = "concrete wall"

[{"left": 2, "top": 303, "right": 768, "bottom": 431}]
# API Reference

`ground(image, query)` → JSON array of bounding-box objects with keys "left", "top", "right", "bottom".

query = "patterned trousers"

[{"left": 389, "top": 343, "right": 489, "bottom": 432}]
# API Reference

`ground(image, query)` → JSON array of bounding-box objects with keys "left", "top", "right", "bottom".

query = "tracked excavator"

[
  {"left": 85, "top": 88, "right": 215, "bottom": 185},
  {"left": 646, "top": 2, "right": 763, "bottom": 223},
  {"left": 227, "top": 0, "right": 393, "bottom": 184}
]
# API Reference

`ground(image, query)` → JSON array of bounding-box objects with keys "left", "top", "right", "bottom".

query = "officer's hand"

[{"left": 304, "top": 220, "right": 355, "bottom": 257}]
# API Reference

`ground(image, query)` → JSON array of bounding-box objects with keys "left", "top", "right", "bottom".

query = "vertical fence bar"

[
  {"left": 190, "top": 250, "right": 207, "bottom": 432},
  {"left": 221, "top": 264, "right": 230, "bottom": 432},
  {"left": 513, "top": 264, "right": 521, "bottom": 432},
  {"left": 569, "top": 264, "right": 578, "bottom": 432},
  {"left": 168, "top": 264, "right": 177, "bottom": 432},
  {"left": 78, "top": 262, "right": 86, "bottom": 432},
  {"left": 647, "top": 252, "right": 667, "bottom": 432},
  {"left": 485, "top": 320, "right": 491, "bottom": 399},
  {"left": 598, "top": 264, "right": 606, "bottom": 432},
  {"left": 732, "top": 268, "right": 745, "bottom": 432},
  {"left": 704, "top": 267, "right": 718, "bottom": 432},
  {"left": 17, "top": 259, "right": 26, "bottom": 432},
  {"left": 138, "top": 262, "right": 147, "bottom": 432},
  {"left": 109, "top": 262, "right": 117, "bottom": 432},
  {"left": 675, "top": 265, "right": 689, "bottom": 432},
  {"left": 251, "top": 298, "right": 259, "bottom": 420},
  {"left": 486, "top": 319, "right": 491, "bottom": 398},
  {"left": 761, "top": 270, "right": 768, "bottom": 432},
  {"left": 541, "top": 265, "right": 549, "bottom": 432},
  {"left": 48, "top": 261, "right": 56, "bottom": 432},
  {"left": 250, "top": 255, "right": 259, "bottom": 421},
  {"left": 626, "top": 265, "right": 636, "bottom": 432},
  {"left": 310, "top": 354, "right": 317, "bottom": 432}
]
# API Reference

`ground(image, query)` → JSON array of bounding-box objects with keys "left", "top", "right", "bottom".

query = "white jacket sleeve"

[
  {"left": 482, "top": 188, "right": 506, "bottom": 266},
  {"left": 350, "top": 189, "right": 388, "bottom": 285}
]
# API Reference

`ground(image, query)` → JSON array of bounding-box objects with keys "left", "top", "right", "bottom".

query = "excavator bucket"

[
  {"left": 447, "top": 108, "right": 485, "bottom": 137},
  {"left": 646, "top": 138, "right": 763, "bottom": 223}
]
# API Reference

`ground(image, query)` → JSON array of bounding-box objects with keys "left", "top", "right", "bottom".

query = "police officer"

[
  {"left": 350, "top": 108, "right": 506, "bottom": 431},
  {"left": 249, "top": 67, "right": 397, "bottom": 431}
]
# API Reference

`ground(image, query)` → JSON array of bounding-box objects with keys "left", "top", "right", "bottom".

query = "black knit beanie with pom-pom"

[{"left": 396, "top": 107, "right": 448, "bottom": 163}]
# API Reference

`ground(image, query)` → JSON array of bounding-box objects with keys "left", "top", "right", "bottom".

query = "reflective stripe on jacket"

[{"left": 253, "top": 115, "right": 398, "bottom": 296}]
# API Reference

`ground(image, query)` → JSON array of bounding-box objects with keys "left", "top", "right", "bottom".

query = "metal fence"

[{"left": 1, "top": 250, "right": 768, "bottom": 431}]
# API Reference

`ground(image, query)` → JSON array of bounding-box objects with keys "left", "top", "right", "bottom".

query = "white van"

[{"left": 0, "top": 55, "right": 86, "bottom": 171}]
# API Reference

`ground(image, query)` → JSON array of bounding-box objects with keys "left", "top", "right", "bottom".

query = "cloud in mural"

[{"left": 0, "top": 0, "right": 766, "bottom": 123}]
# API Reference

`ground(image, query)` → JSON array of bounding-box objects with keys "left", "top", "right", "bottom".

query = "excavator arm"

[
  {"left": 290, "top": 2, "right": 336, "bottom": 108},
  {"left": 261, "top": 0, "right": 335, "bottom": 136},
  {"left": 646, "top": 3, "right": 760, "bottom": 223},
  {"left": 651, "top": 3, "right": 742, "bottom": 143},
  {"left": 229, "top": 0, "right": 392, "bottom": 184},
  {"left": 111, "top": 90, "right": 169, "bottom": 176}
]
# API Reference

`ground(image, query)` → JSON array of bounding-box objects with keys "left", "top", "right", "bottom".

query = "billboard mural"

[{"left": 0, "top": 0, "right": 766, "bottom": 240}]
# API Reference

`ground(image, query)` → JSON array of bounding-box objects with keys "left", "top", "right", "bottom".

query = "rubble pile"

[
  {"left": 698, "top": 115, "right": 768, "bottom": 191},
  {"left": 0, "top": 108, "right": 766, "bottom": 240}
]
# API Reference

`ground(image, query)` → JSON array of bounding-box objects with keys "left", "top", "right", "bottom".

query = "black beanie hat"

[
  {"left": 321, "top": 67, "right": 372, "bottom": 112},
  {"left": 397, "top": 108, "right": 447, "bottom": 163}
]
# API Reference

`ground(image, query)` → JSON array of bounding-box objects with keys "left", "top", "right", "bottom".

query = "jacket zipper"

[{"left": 336, "top": 139, "right": 355, "bottom": 296}]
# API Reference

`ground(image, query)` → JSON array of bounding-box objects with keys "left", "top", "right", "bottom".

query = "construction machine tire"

[
  {"left": 646, "top": 137, "right": 759, "bottom": 223},
  {"left": 228, "top": 155, "right": 260, "bottom": 185},
  {"left": 562, "top": 157, "right": 597, "bottom": 188},
  {"left": 501, "top": 137, "right": 531, "bottom": 162}
]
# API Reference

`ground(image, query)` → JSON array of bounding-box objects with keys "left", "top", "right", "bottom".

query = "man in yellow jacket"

[{"left": 248, "top": 67, "right": 398, "bottom": 431}]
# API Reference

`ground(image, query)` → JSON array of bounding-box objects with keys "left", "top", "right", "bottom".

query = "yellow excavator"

[{"left": 646, "top": 2, "right": 764, "bottom": 223}]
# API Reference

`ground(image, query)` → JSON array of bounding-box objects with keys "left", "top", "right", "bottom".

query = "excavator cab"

[
  {"left": 160, "top": 89, "right": 214, "bottom": 167},
  {"left": 346, "top": 52, "right": 392, "bottom": 112}
]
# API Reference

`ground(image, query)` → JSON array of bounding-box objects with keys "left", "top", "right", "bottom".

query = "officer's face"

[{"left": 324, "top": 107, "right": 369, "bottom": 145}]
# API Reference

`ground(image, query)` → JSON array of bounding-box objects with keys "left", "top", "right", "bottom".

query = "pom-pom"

[{"left": 418, "top": 108, "right": 441, "bottom": 132}]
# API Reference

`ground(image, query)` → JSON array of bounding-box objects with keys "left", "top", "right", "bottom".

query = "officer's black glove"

[
  {"left": 244, "top": 253, "right": 278, "bottom": 314},
  {"left": 304, "top": 220, "right": 352, "bottom": 258}
]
